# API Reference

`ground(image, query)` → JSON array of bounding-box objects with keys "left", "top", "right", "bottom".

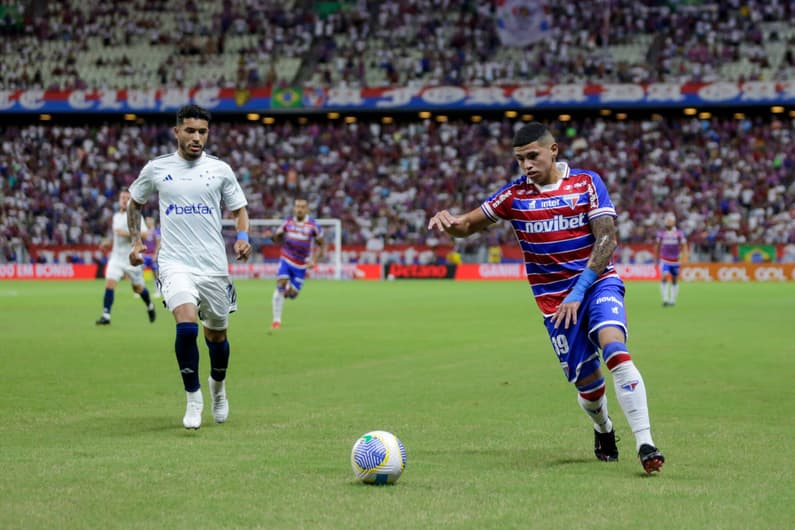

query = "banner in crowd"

[
  {"left": 736, "top": 244, "right": 778, "bottom": 262},
  {"left": 495, "top": 0, "right": 550, "bottom": 47},
  {"left": 3, "top": 80, "right": 794, "bottom": 113},
  {"left": 25, "top": 243, "right": 795, "bottom": 267},
  {"left": 4, "top": 262, "right": 795, "bottom": 281},
  {"left": 0, "top": 263, "right": 100, "bottom": 279}
]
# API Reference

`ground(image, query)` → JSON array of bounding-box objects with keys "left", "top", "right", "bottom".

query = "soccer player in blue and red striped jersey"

[
  {"left": 655, "top": 213, "right": 688, "bottom": 307},
  {"left": 428, "top": 122, "right": 664, "bottom": 474},
  {"left": 271, "top": 198, "right": 325, "bottom": 329}
]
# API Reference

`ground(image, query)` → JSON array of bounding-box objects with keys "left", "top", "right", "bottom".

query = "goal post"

[{"left": 221, "top": 218, "right": 343, "bottom": 279}]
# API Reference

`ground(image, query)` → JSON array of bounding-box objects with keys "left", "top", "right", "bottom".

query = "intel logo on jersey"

[
  {"left": 524, "top": 213, "right": 587, "bottom": 233},
  {"left": 165, "top": 203, "right": 214, "bottom": 216}
]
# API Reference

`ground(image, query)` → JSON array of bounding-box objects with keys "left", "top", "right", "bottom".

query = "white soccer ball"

[{"left": 350, "top": 430, "right": 407, "bottom": 485}]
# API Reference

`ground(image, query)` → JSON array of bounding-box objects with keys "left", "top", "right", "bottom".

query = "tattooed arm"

[
  {"left": 127, "top": 199, "right": 146, "bottom": 266},
  {"left": 585, "top": 215, "right": 617, "bottom": 275}
]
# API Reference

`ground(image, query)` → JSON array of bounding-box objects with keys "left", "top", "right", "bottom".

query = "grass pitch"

[{"left": 1, "top": 279, "right": 793, "bottom": 529}]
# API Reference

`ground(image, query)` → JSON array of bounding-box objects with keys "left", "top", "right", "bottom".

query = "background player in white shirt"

[
  {"left": 127, "top": 105, "right": 252, "bottom": 430},
  {"left": 95, "top": 188, "right": 156, "bottom": 325}
]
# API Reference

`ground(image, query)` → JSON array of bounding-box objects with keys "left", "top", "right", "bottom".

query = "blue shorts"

[
  {"left": 543, "top": 278, "right": 628, "bottom": 384},
  {"left": 277, "top": 258, "right": 306, "bottom": 292},
  {"left": 660, "top": 263, "right": 680, "bottom": 279},
  {"left": 143, "top": 255, "right": 158, "bottom": 272}
]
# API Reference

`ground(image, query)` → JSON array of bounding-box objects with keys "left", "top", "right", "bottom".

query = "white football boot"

[
  {"left": 183, "top": 389, "right": 203, "bottom": 429},
  {"left": 208, "top": 376, "right": 229, "bottom": 423}
]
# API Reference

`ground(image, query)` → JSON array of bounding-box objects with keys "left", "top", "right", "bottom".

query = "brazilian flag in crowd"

[
  {"left": 738, "top": 244, "right": 777, "bottom": 262},
  {"left": 271, "top": 88, "right": 303, "bottom": 109}
]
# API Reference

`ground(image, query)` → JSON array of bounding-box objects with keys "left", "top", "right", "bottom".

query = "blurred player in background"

[
  {"left": 127, "top": 104, "right": 251, "bottom": 430},
  {"left": 95, "top": 188, "right": 156, "bottom": 326},
  {"left": 143, "top": 216, "right": 162, "bottom": 298},
  {"left": 271, "top": 198, "right": 325, "bottom": 330},
  {"left": 655, "top": 213, "right": 688, "bottom": 307},
  {"left": 428, "top": 122, "right": 665, "bottom": 475}
]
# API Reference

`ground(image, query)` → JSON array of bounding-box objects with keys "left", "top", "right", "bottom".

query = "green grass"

[{"left": 1, "top": 279, "right": 794, "bottom": 529}]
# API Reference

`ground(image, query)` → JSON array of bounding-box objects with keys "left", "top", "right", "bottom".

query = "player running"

[
  {"left": 428, "top": 122, "right": 665, "bottom": 475},
  {"left": 655, "top": 213, "right": 688, "bottom": 307},
  {"left": 95, "top": 188, "right": 156, "bottom": 325},
  {"left": 270, "top": 198, "right": 325, "bottom": 330},
  {"left": 127, "top": 104, "right": 251, "bottom": 430}
]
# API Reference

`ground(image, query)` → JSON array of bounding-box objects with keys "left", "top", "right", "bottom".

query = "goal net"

[{"left": 221, "top": 218, "right": 343, "bottom": 280}]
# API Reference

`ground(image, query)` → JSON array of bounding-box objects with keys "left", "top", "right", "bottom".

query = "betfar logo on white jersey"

[
  {"left": 164, "top": 203, "right": 214, "bottom": 216},
  {"left": 523, "top": 213, "right": 587, "bottom": 233}
]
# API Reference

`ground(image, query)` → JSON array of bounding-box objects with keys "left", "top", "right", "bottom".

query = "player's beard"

[{"left": 180, "top": 139, "right": 204, "bottom": 160}]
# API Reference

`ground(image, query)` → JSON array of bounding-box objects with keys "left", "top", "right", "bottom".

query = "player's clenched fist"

[
  {"left": 234, "top": 239, "right": 251, "bottom": 261},
  {"left": 129, "top": 240, "right": 146, "bottom": 266}
]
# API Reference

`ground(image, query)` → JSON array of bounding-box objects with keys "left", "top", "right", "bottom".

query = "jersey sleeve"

[
  {"left": 312, "top": 219, "right": 324, "bottom": 240},
  {"left": 129, "top": 161, "right": 156, "bottom": 204},
  {"left": 221, "top": 164, "right": 248, "bottom": 211},
  {"left": 480, "top": 183, "right": 515, "bottom": 222},
  {"left": 585, "top": 172, "right": 616, "bottom": 220}
]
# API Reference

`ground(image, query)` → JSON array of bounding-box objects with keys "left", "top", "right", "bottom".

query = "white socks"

[
  {"left": 610, "top": 361, "right": 654, "bottom": 450},
  {"left": 661, "top": 282, "right": 680, "bottom": 304},
  {"left": 578, "top": 393, "right": 613, "bottom": 434},
  {"left": 272, "top": 289, "right": 284, "bottom": 323}
]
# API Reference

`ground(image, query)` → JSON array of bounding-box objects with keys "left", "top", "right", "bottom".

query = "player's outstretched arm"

[
  {"left": 232, "top": 207, "right": 252, "bottom": 261},
  {"left": 127, "top": 199, "right": 146, "bottom": 266},
  {"left": 427, "top": 207, "right": 491, "bottom": 238}
]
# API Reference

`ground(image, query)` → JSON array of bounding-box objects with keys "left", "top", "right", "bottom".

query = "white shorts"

[
  {"left": 159, "top": 271, "right": 238, "bottom": 330},
  {"left": 105, "top": 257, "right": 145, "bottom": 287}
]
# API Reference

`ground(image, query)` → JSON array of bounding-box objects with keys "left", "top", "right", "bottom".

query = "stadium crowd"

[
  {"left": 1, "top": 0, "right": 794, "bottom": 91},
  {"left": 1, "top": 1, "right": 794, "bottom": 263},
  {"left": 1, "top": 113, "right": 793, "bottom": 263}
]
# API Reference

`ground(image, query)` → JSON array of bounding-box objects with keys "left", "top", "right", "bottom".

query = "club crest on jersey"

[
  {"left": 563, "top": 194, "right": 582, "bottom": 209},
  {"left": 621, "top": 380, "right": 639, "bottom": 392}
]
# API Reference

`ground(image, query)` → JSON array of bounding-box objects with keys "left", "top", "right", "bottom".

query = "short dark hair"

[
  {"left": 512, "top": 122, "right": 553, "bottom": 147},
  {"left": 176, "top": 104, "right": 211, "bottom": 125}
]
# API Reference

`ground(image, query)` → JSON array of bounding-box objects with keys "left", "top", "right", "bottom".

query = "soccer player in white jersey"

[
  {"left": 127, "top": 105, "right": 252, "bottom": 430},
  {"left": 95, "top": 188, "right": 156, "bottom": 325},
  {"left": 428, "top": 123, "right": 664, "bottom": 474}
]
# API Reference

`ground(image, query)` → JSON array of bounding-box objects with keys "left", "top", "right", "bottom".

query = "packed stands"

[
  {"left": 2, "top": 1, "right": 794, "bottom": 91},
  {"left": 1, "top": 1, "right": 793, "bottom": 264},
  {"left": 1, "top": 113, "right": 793, "bottom": 263}
]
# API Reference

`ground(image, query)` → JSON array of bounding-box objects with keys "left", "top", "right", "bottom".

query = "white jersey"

[
  {"left": 111, "top": 211, "right": 147, "bottom": 262},
  {"left": 129, "top": 151, "right": 248, "bottom": 276}
]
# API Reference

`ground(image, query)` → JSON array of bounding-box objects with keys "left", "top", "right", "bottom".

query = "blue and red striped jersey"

[
  {"left": 481, "top": 162, "right": 620, "bottom": 316},
  {"left": 277, "top": 217, "right": 323, "bottom": 268},
  {"left": 656, "top": 228, "right": 686, "bottom": 264}
]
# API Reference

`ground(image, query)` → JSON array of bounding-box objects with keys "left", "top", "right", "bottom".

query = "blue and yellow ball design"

[{"left": 351, "top": 430, "right": 407, "bottom": 485}]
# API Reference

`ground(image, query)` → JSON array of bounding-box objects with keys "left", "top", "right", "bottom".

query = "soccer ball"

[{"left": 350, "top": 430, "right": 407, "bottom": 485}]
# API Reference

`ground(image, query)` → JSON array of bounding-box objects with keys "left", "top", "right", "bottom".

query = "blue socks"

[
  {"left": 175, "top": 323, "right": 200, "bottom": 392},
  {"left": 206, "top": 338, "right": 230, "bottom": 382},
  {"left": 139, "top": 288, "right": 152, "bottom": 306},
  {"left": 102, "top": 288, "right": 114, "bottom": 315}
]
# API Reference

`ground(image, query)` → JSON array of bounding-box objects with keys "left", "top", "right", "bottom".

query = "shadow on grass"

[{"left": 69, "top": 414, "right": 182, "bottom": 438}]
